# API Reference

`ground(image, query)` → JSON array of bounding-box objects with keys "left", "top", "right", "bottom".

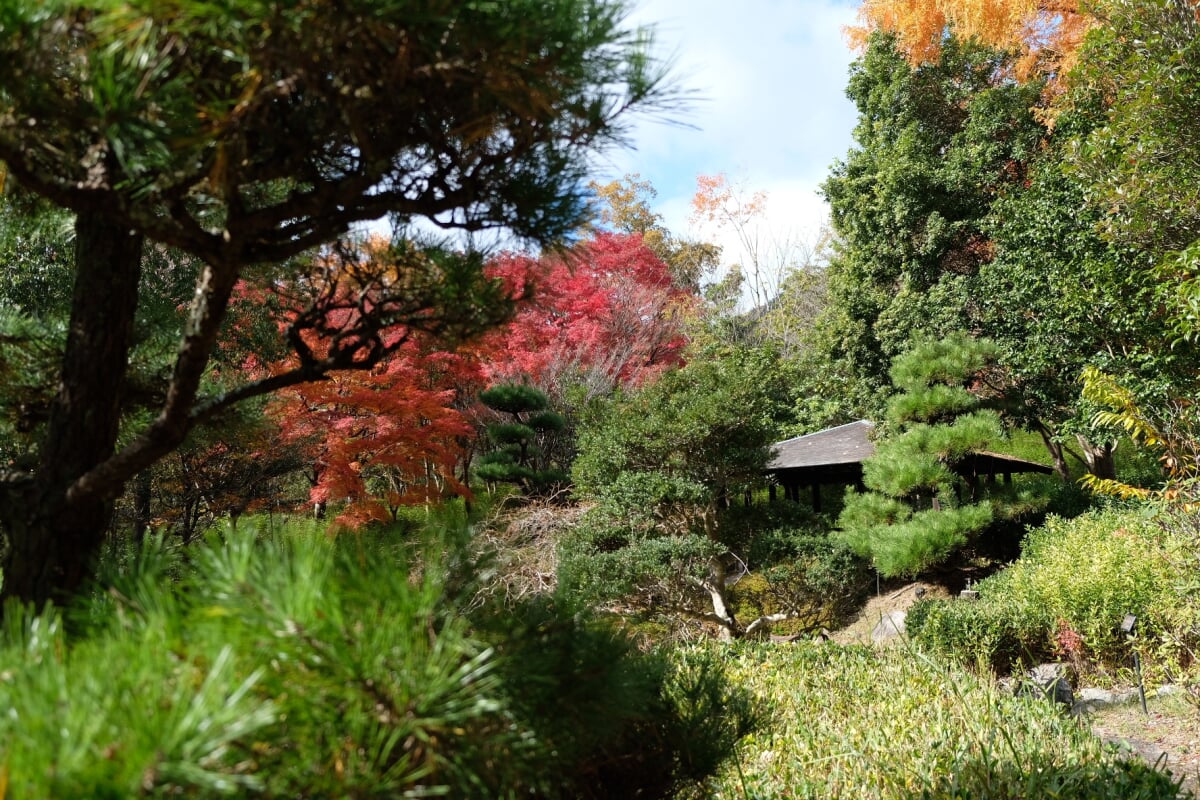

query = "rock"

[
  {"left": 871, "top": 610, "right": 907, "bottom": 643},
  {"left": 1072, "top": 686, "right": 1141, "bottom": 715},
  {"left": 1022, "top": 663, "right": 1075, "bottom": 707}
]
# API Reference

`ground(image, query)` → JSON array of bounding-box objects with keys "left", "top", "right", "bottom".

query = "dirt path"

[{"left": 1087, "top": 692, "right": 1200, "bottom": 797}]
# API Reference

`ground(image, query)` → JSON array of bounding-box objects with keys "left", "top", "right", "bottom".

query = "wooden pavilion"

[{"left": 765, "top": 420, "right": 1054, "bottom": 511}]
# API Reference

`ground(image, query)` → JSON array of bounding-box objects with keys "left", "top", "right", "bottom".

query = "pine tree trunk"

[{"left": 0, "top": 210, "right": 143, "bottom": 606}]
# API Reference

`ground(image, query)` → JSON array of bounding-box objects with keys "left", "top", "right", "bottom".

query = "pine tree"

[
  {"left": 476, "top": 384, "right": 569, "bottom": 497},
  {"left": 836, "top": 336, "right": 1008, "bottom": 577}
]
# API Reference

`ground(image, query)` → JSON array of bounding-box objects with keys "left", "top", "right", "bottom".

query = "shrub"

[
  {"left": 483, "top": 599, "right": 759, "bottom": 798},
  {"left": 910, "top": 508, "right": 1188, "bottom": 675},
  {"left": 729, "top": 532, "right": 871, "bottom": 634},
  {"left": 906, "top": 596, "right": 1051, "bottom": 672},
  {"left": 0, "top": 521, "right": 751, "bottom": 798}
]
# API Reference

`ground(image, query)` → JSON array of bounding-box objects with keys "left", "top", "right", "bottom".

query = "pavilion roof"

[
  {"left": 766, "top": 420, "right": 1054, "bottom": 480},
  {"left": 767, "top": 420, "right": 876, "bottom": 471}
]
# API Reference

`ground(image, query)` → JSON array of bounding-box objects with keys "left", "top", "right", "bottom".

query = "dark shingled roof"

[
  {"left": 766, "top": 421, "right": 1054, "bottom": 480},
  {"left": 767, "top": 420, "right": 876, "bottom": 471}
]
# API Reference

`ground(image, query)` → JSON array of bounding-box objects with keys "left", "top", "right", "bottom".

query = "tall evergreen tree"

[
  {"left": 0, "top": 0, "right": 672, "bottom": 605},
  {"left": 819, "top": 33, "right": 1043, "bottom": 392}
]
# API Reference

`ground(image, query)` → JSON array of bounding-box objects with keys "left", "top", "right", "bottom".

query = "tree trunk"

[
  {"left": 132, "top": 469, "right": 153, "bottom": 546},
  {"left": 1077, "top": 435, "right": 1117, "bottom": 480},
  {"left": 1036, "top": 426, "right": 1071, "bottom": 482},
  {"left": 0, "top": 210, "right": 143, "bottom": 607}
]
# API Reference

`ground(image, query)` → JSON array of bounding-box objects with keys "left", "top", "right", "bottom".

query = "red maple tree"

[
  {"left": 272, "top": 338, "right": 483, "bottom": 527},
  {"left": 246, "top": 232, "right": 691, "bottom": 525},
  {"left": 248, "top": 237, "right": 496, "bottom": 527},
  {"left": 481, "top": 231, "right": 693, "bottom": 398}
]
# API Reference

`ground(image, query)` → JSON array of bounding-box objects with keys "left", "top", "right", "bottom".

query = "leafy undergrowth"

[
  {"left": 906, "top": 508, "right": 1199, "bottom": 679},
  {"left": 0, "top": 522, "right": 752, "bottom": 798},
  {"left": 689, "top": 641, "right": 1191, "bottom": 800}
]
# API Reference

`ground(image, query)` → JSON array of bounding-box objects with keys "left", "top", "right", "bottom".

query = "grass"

[{"left": 690, "top": 640, "right": 1191, "bottom": 799}]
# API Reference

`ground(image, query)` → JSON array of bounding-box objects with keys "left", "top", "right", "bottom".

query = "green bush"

[
  {"left": 558, "top": 513, "right": 722, "bottom": 609},
  {"left": 483, "top": 599, "right": 759, "bottom": 798},
  {"left": 910, "top": 508, "right": 1188, "bottom": 675},
  {"left": 0, "top": 521, "right": 751, "bottom": 798},
  {"left": 906, "top": 596, "right": 1050, "bottom": 672},
  {"left": 729, "top": 532, "right": 871, "bottom": 634}
]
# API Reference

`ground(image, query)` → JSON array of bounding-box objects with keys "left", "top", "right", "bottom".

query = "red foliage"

[
  {"left": 272, "top": 337, "right": 484, "bottom": 528},
  {"left": 250, "top": 232, "right": 692, "bottom": 526},
  {"left": 481, "top": 232, "right": 693, "bottom": 397},
  {"left": 244, "top": 237, "right": 490, "bottom": 528}
]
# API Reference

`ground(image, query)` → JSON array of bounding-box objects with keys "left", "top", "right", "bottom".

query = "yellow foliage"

[
  {"left": 1080, "top": 366, "right": 1200, "bottom": 508},
  {"left": 848, "top": 0, "right": 1093, "bottom": 86}
]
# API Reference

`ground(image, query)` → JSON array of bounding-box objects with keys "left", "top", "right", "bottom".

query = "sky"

[{"left": 597, "top": 0, "right": 862, "bottom": 260}]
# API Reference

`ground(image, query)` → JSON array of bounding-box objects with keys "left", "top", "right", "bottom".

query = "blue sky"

[{"left": 600, "top": 0, "right": 861, "bottom": 255}]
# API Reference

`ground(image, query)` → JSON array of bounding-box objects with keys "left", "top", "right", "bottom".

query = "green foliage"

[
  {"left": 1079, "top": 364, "right": 1200, "bottom": 505},
  {"left": 559, "top": 513, "right": 722, "bottom": 605},
  {"left": 840, "top": 499, "right": 993, "bottom": 579},
  {"left": 836, "top": 337, "right": 1026, "bottom": 577},
  {"left": 574, "top": 345, "right": 788, "bottom": 502},
  {"left": 0, "top": 0, "right": 678, "bottom": 606},
  {"left": 819, "top": 34, "right": 1044, "bottom": 387},
  {"left": 728, "top": 533, "right": 871, "bottom": 634},
  {"left": 974, "top": 108, "right": 1170, "bottom": 460},
  {"left": 479, "top": 384, "right": 549, "bottom": 416},
  {"left": 0, "top": 0, "right": 673, "bottom": 246},
  {"left": 1067, "top": 0, "right": 1200, "bottom": 256},
  {"left": 478, "top": 384, "right": 569, "bottom": 496},
  {"left": 909, "top": 509, "right": 1189, "bottom": 674},
  {"left": 0, "top": 520, "right": 751, "bottom": 798},
  {"left": 906, "top": 596, "right": 1048, "bottom": 673},
  {"left": 0, "top": 190, "right": 74, "bottom": 317},
  {"left": 526, "top": 409, "right": 567, "bottom": 433},
  {"left": 482, "top": 599, "right": 759, "bottom": 798},
  {"left": 889, "top": 334, "right": 999, "bottom": 393},
  {"left": 488, "top": 421, "right": 536, "bottom": 446},
  {"left": 0, "top": 307, "right": 63, "bottom": 459},
  {"left": 692, "top": 641, "right": 1187, "bottom": 799},
  {"left": 567, "top": 345, "right": 797, "bottom": 634}
]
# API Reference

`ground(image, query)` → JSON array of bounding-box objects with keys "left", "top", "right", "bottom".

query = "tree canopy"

[{"left": 0, "top": 0, "right": 673, "bottom": 604}]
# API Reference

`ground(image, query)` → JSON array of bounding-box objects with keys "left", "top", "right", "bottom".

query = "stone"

[
  {"left": 1072, "top": 686, "right": 1140, "bottom": 715},
  {"left": 871, "top": 610, "right": 907, "bottom": 643},
  {"left": 1023, "top": 662, "right": 1075, "bottom": 707}
]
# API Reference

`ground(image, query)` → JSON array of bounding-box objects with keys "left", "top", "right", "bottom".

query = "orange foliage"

[
  {"left": 272, "top": 340, "right": 481, "bottom": 529},
  {"left": 848, "top": 0, "right": 1093, "bottom": 83},
  {"left": 690, "top": 173, "right": 766, "bottom": 231},
  {"left": 243, "top": 235, "right": 491, "bottom": 528}
]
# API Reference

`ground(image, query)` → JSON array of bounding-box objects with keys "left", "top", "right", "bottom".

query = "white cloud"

[{"left": 601, "top": 0, "right": 860, "bottom": 269}]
